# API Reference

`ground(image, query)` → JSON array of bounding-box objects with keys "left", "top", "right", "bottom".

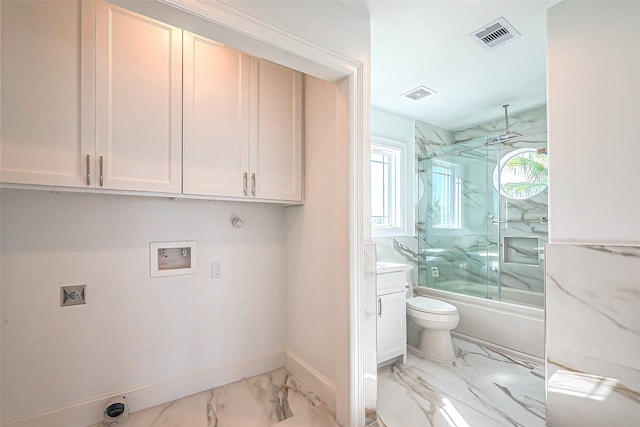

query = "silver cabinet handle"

[
  {"left": 378, "top": 297, "right": 382, "bottom": 317},
  {"left": 99, "top": 156, "right": 104, "bottom": 187},
  {"left": 251, "top": 173, "right": 256, "bottom": 196},
  {"left": 86, "top": 154, "right": 91, "bottom": 186},
  {"left": 243, "top": 172, "right": 248, "bottom": 196}
]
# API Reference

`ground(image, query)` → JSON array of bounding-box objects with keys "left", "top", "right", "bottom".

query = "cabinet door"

[
  {"left": 377, "top": 292, "right": 407, "bottom": 364},
  {"left": 96, "top": 1, "right": 182, "bottom": 193},
  {"left": 250, "top": 58, "right": 302, "bottom": 202},
  {"left": 183, "top": 32, "right": 249, "bottom": 197},
  {"left": 1, "top": 0, "right": 95, "bottom": 187}
]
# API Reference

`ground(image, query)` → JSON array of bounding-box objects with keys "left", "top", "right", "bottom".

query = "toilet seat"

[{"left": 407, "top": 296, "right": 457, "bottom": 315}]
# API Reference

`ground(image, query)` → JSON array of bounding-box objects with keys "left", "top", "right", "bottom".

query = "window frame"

[
  {"left": 371, "top": 136, "right": 413, "bottom": 237},
  {"left": 430, "top": 159, "right": 462, "bottom": 230}
]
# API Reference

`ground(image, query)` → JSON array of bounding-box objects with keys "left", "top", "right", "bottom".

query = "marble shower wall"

[
  {"left": 414, "top": 106, "right": 548, "bottom": 306},
  {"left": 545, "top": 243, "right": 640, "bottom": 426}
]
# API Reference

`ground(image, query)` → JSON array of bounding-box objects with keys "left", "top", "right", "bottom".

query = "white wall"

[
  {"left": 220, "top": 0, "right": 371, "bottom": 69},
  {"left": 370, "top": 108, "right": 416, "bottom": 266},
  {"left": 284, "top": 76, "right": 350, "bottom": 413},
  {"left": 0, "top": 190, "right": 287, "bottom": 422},
  {"left": 371, "top": 107, "right": 414, "bottom": 144},
  {"left": 547, "top": 0, "right": 640, "bottom": 243},
  {"left": 546, "top": 4, "right": 640, "bottom": 423}
]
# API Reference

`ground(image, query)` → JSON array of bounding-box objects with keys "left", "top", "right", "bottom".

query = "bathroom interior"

[
  {"left": 368, "top": 1, "right": 553, "bottom": 424},
  {"left": 370, "top": 2, "right": 639, "bottom": 426},
  {"left": 2, "top": 1, "right": 639, "bottom": 427},
  {"left": 372, "top": 105, "right": 548, "bottom": 426}
]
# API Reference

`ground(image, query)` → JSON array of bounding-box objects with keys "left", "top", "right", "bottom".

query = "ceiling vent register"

[
  {"left": 402, "top": 85, "right": 436, "bottom": 101},
  {"left": 470, "top": 17, "right": 521, "bottom": 50}
]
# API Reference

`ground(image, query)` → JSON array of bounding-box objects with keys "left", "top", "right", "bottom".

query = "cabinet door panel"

[
  {"left": 377, "top": 292, "right": 407, "bottom": 364},
  {"left": 1, "top": 0, "right": 94, "bottom": 187},
  {"left": 183, "top": 32, "right": 249, "bottom": 197},
  {"left": 250, "top": 58, "right": 302, "bottom": 202},
  {"left": 96, "top": 1, "right": 182, "bottom": 192}
]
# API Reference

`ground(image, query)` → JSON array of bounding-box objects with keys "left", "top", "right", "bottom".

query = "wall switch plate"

[
  {"left": 60, "top": 285, "right": 86, "bottom": 307},
  {"left": 211, "top": 261, "right": 222, "bottom": 278},
  {"left": 430, "top": 266, "right": 439, "bottom": 277},
  {"left": 150, "top": 241, "right": 198, "bottom": 278}
]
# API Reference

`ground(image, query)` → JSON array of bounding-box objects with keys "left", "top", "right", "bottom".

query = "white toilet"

[{"left": 406, "top": 296, "right": 460, "bottom": 362}]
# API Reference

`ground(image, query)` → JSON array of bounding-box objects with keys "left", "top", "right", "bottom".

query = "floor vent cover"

[{"left": 470, "top": 17, "right": 521, "bottom": 50}]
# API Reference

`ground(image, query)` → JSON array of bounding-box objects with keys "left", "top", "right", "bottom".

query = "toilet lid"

[{"left": 407, "top": 296, "right": 457, "bottom": 314}]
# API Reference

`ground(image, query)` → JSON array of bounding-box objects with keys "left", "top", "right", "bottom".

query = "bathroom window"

[
  {"left": 371, "top": 137, "right": 412, "bottom": 236},
  {"left": 493, "top": 148, "right": 548, "bottom": 200},
  {"left": 431, "top": 160, "right": 461, "bottom": 229}
]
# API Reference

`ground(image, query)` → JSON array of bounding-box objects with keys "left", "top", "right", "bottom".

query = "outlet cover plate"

[{"left": 60, "top": 285, "right": 87, "bottom": 307}]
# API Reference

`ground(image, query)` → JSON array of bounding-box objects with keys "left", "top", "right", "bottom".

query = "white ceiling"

[{"left": 361, "top": 0, "right": 559, "bottom": 131}]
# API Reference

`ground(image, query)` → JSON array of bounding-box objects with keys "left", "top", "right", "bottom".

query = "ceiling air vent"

[
  {"left": 402, "top": 85, "right": 436, "bottom": 101},
  {"left": 470, "top": 17, "right": 521, "bottom": 50}
]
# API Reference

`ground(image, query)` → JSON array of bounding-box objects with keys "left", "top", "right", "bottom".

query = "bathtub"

[
  {"left": 414, "top": 284, "right": 544, "bottom": 360},
  {"left": 426, "top": 279, "right": 544, "bottom": 308}
]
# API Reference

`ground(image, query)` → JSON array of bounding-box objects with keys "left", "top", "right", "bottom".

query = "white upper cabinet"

[
  {"left": 183, "top": 45, "right": 302, "bottom": 202},
  {"left": 250, "top": 58, "right": 303, "bottom": 202},
  {"left": 95, "top": 1, "right": 182, "bottom": 193},
  {"left": 1, "top": 2, "right": 302, "bottom": 202},
  {"left": 0, "top": 0, "right": 95, "bottom": 187},
  {"left": 183, "top": 32, "right": 250, "bottom": 197}
]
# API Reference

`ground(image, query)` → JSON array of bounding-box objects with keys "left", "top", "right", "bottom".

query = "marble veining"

[
  {"left": 91, "top": 369, "right": 338, "bottom": 427},
  {"left": 546, "top": 243, "right": 640, "bottom": 426},
  {"left": 377, "top": 338, "right": 545, "bottom": 427},
  {"left": 412, "top": 107, "right": 548, "bottom": 307}
]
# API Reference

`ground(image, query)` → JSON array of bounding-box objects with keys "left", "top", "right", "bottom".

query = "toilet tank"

[{"left": 376, "top": 262, "right": 412, "bottom": 295}]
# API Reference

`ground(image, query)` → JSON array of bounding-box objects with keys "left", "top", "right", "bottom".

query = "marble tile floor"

[
  {"left": 377, "top": 338, "right": 545, "bottom": 427},
  {"left": 90, "top": 368, "right": 339, "bottom": 427}
]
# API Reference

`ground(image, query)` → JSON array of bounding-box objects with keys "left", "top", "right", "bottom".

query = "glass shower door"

[
  {"left": 494, "top": 135, "right": 548, "bottom": 308},
  {"left": 418, "top": 137, "right": 494, "bottom": 300}
]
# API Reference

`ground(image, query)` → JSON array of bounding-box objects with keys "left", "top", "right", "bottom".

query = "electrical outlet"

[
  {"left": 60, "top": 285, "right": 87, "bottom": 307},
  {"left": 211, "top": 261, "right": 222, "bottom": 278},
  {"left": 430, "top": 266, "right": 439, "bottom": 277}
]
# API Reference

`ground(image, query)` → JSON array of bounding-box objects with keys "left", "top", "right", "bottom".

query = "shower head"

[
  {"left": 487, "top": 104, "right": 521, "bottom": 143},
  {"left": 496, "top": 104, "right": 521, "bottom": 141}
]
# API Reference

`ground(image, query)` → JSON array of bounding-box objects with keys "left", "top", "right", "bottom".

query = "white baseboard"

[
  {"left": 3, "top": 351, "right": 286, "bottom": 427},
  {"left": 284, "top": 350, "right": 337, "bottom": 414}
]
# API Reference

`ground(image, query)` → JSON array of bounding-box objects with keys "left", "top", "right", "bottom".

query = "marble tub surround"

[
  {"left": 414, "top": 107, "right": 548, "bottom": 306},
  {"left": 377, "top": 338, "right": 545, "bottom": 427},
  {"left": 91, "top": 368, "right": 338, "bottom": 427},
  {"left": 545, "top": 244, "right": 640, "bottom": 426}
]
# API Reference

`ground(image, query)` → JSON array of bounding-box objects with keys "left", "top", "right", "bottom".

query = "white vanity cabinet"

[
  {"left": 0, "top": 0, "right": 95, "bottom": 188},
  {"left": 376, "top": 262, "right": 411, "bottom": 365},
  {"left": 95, "top": 1, "right": 183, "bottom": 193}
]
